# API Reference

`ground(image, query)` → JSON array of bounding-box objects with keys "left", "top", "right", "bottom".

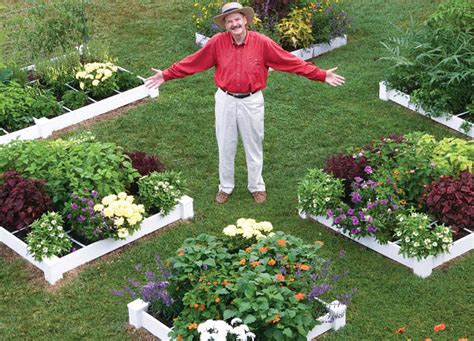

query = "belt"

[{"left": 221, "top": 88, "right": 254, "bottom": 99}]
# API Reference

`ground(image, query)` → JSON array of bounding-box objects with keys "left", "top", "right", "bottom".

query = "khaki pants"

[{"left": 215, "top": 88, "right": 265, "bottom": 194}]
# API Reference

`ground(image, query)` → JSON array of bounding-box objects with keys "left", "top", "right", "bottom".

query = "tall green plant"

[{"left": 18, "top": 0, "right": 91, "bottom": 60}]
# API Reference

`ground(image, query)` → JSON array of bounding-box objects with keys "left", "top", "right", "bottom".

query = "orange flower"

[
  {"left": 295, "top": 292, "right": 305, "bottom": 301},
  {"left": 215, "top": 297, "right": 221, "bottom": 303},
  {"left": 276, "top": 239, "right": 287, "bottom": 246},
  {"left": 289, "top": 278, "right": 295, "bottom": 282},
  {"left": 268, "top": 259, "right": 276, "bottom": 266},
  {"left": 271, "top": 313, "right": 280, "bottom": 324},
  {"left": 193, "top": 303, "right": 199, "bottom": 309},
  {"left": 395, "top": 327, "right": 406, "bottom": 334},
  {"left": 239, "top": 259, "right": 246, "bottom": 265},
  {"left": 213, "top": 281, "right": 218, "bottom": 285},
  {"left": 188, "top": 322, "right": 198, "bottom": 330},
  {"left": 314, "top": 240, "right": 324, "bottom": 246},
  {"left": 199, "top": 304, "right": 205, "bottom": 311},
  {"left": 424, "top": 338, "right": 432, "bottom": 341},
  {"left": 434, "top": 323, "right": 446, "bottom": 332},
  {"left": 178, "top": 335, "right": 183, "bottom": 341},
  {"left": 222, "top": 279, "right": 230, "bottom": 286},
  {"left": 259, "top": 246, "right": 268, "bottom": 252},
  {"left": 300, "top": 264, "right": 310, "bottom": 271},
  {"left": 458, "top": 338, "right": 468, "bottom": 341},
  {"left": 178, "top": 251, "right": 185, "bottom": 256},
  {"left": 250, "top": 260, "right": 261, "bottom": 267},
  {"left": 275, "top": 273, "right": 285, "bottom": 281},
  {"left": 245, "top": 247, "right": 252, "bottom": 252}
]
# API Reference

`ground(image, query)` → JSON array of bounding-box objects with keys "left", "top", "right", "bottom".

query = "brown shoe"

[
  {"left": 252, "top": 191, "right": 267, "bottom": 204},
  {"left": 215, "top": 191, "right": 229, "bottom": 204}
]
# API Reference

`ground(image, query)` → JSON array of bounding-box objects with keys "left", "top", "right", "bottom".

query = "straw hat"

[{"left": 213, "top": 2, "right": 255, "bottom": 28}]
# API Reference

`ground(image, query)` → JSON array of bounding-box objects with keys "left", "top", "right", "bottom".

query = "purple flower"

[
  {"left": 364, "top": 166, "right": 373, "bottom": 174},
  {"left": 327, "top": 209, "right": 334, "bottom": 217},
  {"left": 91, "top": 190, "right": 98, "bottom": 197},
  {"left": 72, "top": 194, "right": 78, "bottom": 200},
  {"left": 111, "top": 290, "right": 123, "bottom": 296},
  {"left": 128, "top": 278, "right": 140, "bottom": 287},
  {"left": 67, "top": 213, "right": 73, "bottom": 220},
  {"left": 78, "top": 215, "right": 86, "bottom": 222},
  {"left": 340, "top": 214, "right": 347, "bottom": 220},
  {"left": 81, "top": 198, "right": 88, "bottom": 203},
  {"left": 392, "top": 205, "right": 399, "bottom": 210},
  {"left": 367, "top": 225, "right": 378, "bottom": 233},
  {"left": 334, "top": 217, "right": 342, "bottom": 224},
  {"left": 140, "top": 281, "right": 173, "bottom": 306},
  {"left": 351, "top": 216, "right": 359, "bottom": 226},
  {"left": 71, "top": 203, "right": 78, "bottom": 210},
  {"left": 88, "top": 200, "right": 94, "bottom": 207},
  {"left": 379, "top": 199, "right": 388, "bottom": 205},
  {"left": 351, "top": 192, "right": 362, "bottom": 204},
  {"left": 347, "top": 209, "right": 354, "bottom": 215},
  {"left": 351, "top": 228, "right": 360, "bottom": 235},
  {"left": 355, "top": 177, "right": 363, "bottom": 183},
  {"left": 308, "top": 284, "right": 332, "bottom": 299}
]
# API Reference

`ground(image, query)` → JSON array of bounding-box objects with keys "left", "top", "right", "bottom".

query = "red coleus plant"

[
  {"left": 124, "top": 151, "right": 165, "bottom": 176},
  {"left": 424, "top": 171, "right": 473, "bottom": 234},
  {"left": 0, "top": 170, "right": 52, "bottom": 232},
  {"left": 324, "top": 153, "right": 369, "bottom": 198}
]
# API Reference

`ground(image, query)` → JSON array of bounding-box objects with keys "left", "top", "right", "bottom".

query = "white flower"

[
  {"left": 223, "top": 225, "right": 238, "bottom": 237},
  {"left": 424, "top": 239, "right": 431, "bottom": 245},
  {"left": 117, "top": 228, "right": 129, "bottom": 239},
  {"left": 94, "top": 204, "right": 104, "bottom": 212},
  {"left": 432, "top": 242, "right": 438, "bottom": 247},
  {"left": 324, "top": 197, "right": 330, "bottom": 202},
  {"left": 115, "top": 217, "right": 125, "bottom": 227},
  {"left": 79, "top": 82, "right": 85, "bottom": 90},
  {"left": 51, "top": 220, "right": 57, "bottom": 225},
  {"left": 118, "top": 192, "right": 127, "bottom": 200},
  {"left": 396, "top": 231, "right": 402, "bottom": 237},
  {"left": 413, "top": 242, "right": 419, "bottom": 247},
  {"left": 230, "top": 318, "right": 242, "bottom": 326},
  {"left": 92, "top": 79, "right": 100, "bottom": 86}
]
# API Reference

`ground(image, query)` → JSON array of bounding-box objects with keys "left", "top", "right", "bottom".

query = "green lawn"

[{"left": 1, "top": 0, "right": 473, "bottom": 340}]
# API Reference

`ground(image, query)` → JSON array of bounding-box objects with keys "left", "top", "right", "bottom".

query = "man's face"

[{"left": 224, "top": 12, "right": 247, "bottom": 36}]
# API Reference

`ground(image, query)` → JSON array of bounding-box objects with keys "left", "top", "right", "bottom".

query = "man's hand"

[
  {"left": 145, "top": 68, "right": 165, "bottom": 89},
  {"left": 325, "top": 67, "right": 345, "bottom": 87}
]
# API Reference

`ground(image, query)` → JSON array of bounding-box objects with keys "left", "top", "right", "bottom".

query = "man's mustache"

[{"left": 231, "top": 25, "right": 242, "bottom": 29}]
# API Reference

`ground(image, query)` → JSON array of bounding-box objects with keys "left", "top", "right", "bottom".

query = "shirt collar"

[{"left": 230, "top": 30, "right": 250, "bottom": 46}]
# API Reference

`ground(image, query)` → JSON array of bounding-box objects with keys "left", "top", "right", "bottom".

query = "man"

[{"left": 145, "top": 2, "right": 345, "bottom": 204}]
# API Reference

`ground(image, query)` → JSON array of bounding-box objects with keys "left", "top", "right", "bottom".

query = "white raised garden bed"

[
  {"left": 0, "top": 196, "right": 193, "bottom": 284},
  {"left": 0, "top": 66, "right": 159, "bottom": 145},
  {"left": 379, "top": 81, "right": 473, "bottom": 138},
  {"left": 195, "top": 32, "right": 347, "bottom": 62},
  {"left": 300, "top": 212, "right": 474, "bottom": 278},
  {"left": 128, "top": 298, "right": 346, "bottom": 341}
]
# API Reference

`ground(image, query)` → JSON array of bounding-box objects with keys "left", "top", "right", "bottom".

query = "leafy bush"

[
  {"left": 125, "top": 151, "right": 165, "bottom": 176},
  {"left": 138, "top": 171, "right": 185, "bottom": 215},
  {"left": 0, "top": 139, "right": 139, "bottom": 207},
  {"left": 116, "top": 71, "right": 142, "bottom": 91},
  {"left": 424, "top": 171, "right": 473, "bottom": 234},
  {"left": 394, "top": 210, "right": 452, "bottom": 260},
  {"left": 0, "top": 170, "right": 52, "bottom": 232},
  {"left": 115, "top": 220, "right": 353, "bottom": 340},
  {"left": 29, "top": 88, "right": 63, "bottom": 118},
  {"left": 35, "top": 52, "right": 81, "bottom": 97},
  {"left": 430, "top": 138, "right": 474, "bottom": 175},
  {"left": 26, "top": 212, "right": 72, "bottom": 261},
  {"left": 323, "top": 153, "right": 369, "bottom": 198},
  {"left": 382, "top": 0, "right": 473, "bottom": 117},
  {"left": 62, "top": 90, "right": 88, "bottom": 110},
  {"left": 298, "top": 168, "right": 345, "bottom": 216},
  {"left": 0, "top": 81, "right": 35, "bottom": 131},
  {"left": 277, "top": 8, "right": 313, "bottom": 49}
]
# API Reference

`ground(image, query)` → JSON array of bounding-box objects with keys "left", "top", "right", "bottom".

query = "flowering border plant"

[
  {"left": 26, "top": 212, "right": 72, "bottom": 261},
  {"left": 75, "top": 62, "right": 118, "bottom": 99},
  {"left": 115, "top": 219, "right": 354, "bottom": 340}
]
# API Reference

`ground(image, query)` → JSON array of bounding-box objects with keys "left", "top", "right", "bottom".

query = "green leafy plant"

[
  {"left": 298, "top": 168, "right": 345, "bottom": 216},
  {"left": 430, "top": 137, "right": 474, "bottom": 175},
  {"left": 394, "top": 210, "right": 452, "bottom": 260},
  {"left": 0, "top": 138, "right": 139, "bottom": 207},
  {"left": 0, "top": 81, "right": 35, "bottom": 131},
  {"left": 137, "top": 171, "right": 185, "bottom": 215},
  {"left": 277, "top": 8, "right": 313, "bottom": 49},
  {"left": 62, "top": 90, "right": 88, "bottom": 110},
  {"left": 26, "top": 212, "right": 72, "bottom": 261},
  {"left": 382, "top": 0, "right": 473, "bottom": 118},
  {"left": 116, "top": 71, "right": 142, "bottom": 91}
]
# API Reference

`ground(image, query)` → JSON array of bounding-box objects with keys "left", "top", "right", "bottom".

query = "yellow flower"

[{"left": 117, "top": 228, "right": 129, "bottom": 239}]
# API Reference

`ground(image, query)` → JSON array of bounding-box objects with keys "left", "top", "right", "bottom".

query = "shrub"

[
  {"left": 394, "top": 210, "right": 452, "bottom": 260},
  {"left": 430, "top": 138, "right": 474, "bottom": 175},
  {"left": 298, "top": 168, "right": 345, "bottom": 216},
  {"left": 0, "top": 139, "right": 139, "bottom": 207},
  {"left": 138, "top": 171, "right": 185, "bottom": 215},
  {"left": 116, "top": 71, "right": 142, "bottom": 91},
  {"left": 125, "top": 151, "right": 165, "bottom": 176},
  {"left": 0, "top": 170, "right": 52, "bottom": 232},
  {"left": 277, "top": 8, "right": 313, "bottom": 49},
  {"left": 35, "top": 53, "right": 81, "bottom": 97},
  {"left": 26, "top": 212, "right": 72, "bottom": 261},
  {"left": 0, "top": 81, "right": 35, "bottom": 131},
  {"left": 424, "top": 171, "right": 473, "bottom": 234},
  {"left": 115, "top": 220, "right": 354, "bottom": 340},
  {"left": 323, "top": 153, "right": 369, "bottom": 198},
  {"left": 62, "top": 90, "right": 88, "bottom": 110}
]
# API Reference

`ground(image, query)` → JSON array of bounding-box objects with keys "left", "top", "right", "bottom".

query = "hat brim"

[{"left": 213, "top": 7, "right": 255, "bottom": 29}]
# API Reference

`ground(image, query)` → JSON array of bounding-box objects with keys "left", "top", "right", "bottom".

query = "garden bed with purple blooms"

[{"left": 298, "top": 132, "right": 473, "bottom": 277}]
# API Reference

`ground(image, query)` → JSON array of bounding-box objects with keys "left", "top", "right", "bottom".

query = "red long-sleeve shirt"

[{"left": 162, "top": 31, "right": 327, "bottom": 93}]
